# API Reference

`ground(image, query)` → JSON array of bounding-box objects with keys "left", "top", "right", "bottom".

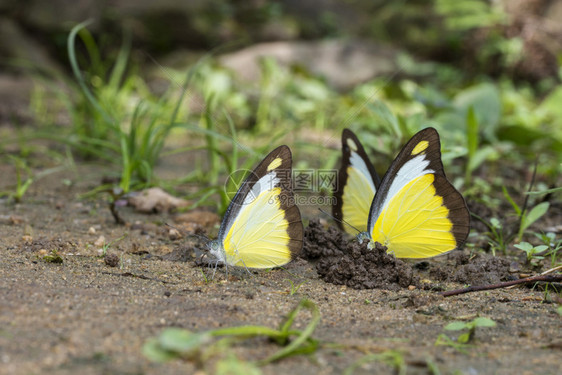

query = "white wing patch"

[
  {"left": 244, "top": 171, "right": 280, "bottom": 206},
  {"left": 349, "top": 151, "right": 376, "bottom": 192},
  {"left": 371, "top": 154, "right": 434, "bottom": 222}
]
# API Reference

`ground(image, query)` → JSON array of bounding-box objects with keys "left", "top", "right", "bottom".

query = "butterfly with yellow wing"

[
  {"left": 334, "top": 127, "right": 470, "bottom": 258},
  {"left": 333, "top": 129, "right": 381, "bottom": 234},
  {"left": 208, "top": 145, "right": 303, "bottom": 269}
]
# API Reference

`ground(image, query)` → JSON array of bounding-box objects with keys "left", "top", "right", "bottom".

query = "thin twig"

[
  {"left": 101, "top": 271, "right": 178, "bottom": 284},
  {"left": 441, "top": 274, "right": 562, "bottom": 297},
  {"left": 506, "top": 265, "right": 562, "bottom": 289}
]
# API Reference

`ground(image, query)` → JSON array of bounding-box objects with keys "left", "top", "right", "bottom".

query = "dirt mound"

[
  {"left": 430, "top": 252, "right": 512, "bottom": 285},
  {"left": 302, "top": 220, "right": 418, "bottom": 290}
]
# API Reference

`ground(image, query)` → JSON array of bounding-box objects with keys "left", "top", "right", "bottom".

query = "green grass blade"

[
  {"left": 108, "top": 28, "right": 131, "bottom": 90},
  {"left": 502, "top": 186, "right": 521, "bottom": 216},
  {"left": 465, "top": 106, "right": 479, "bottom": 185},
  {"left": 67, "top": 20, "right": 114, "bottom": 125},
  {"left": 259, "top": 299, "right": 321, "bottom": 365}
]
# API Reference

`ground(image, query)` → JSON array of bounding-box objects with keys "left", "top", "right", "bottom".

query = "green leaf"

[
  {"left": 457, "top": 332, "right": 471, "bottom": 344},
  {"left": 534, "top": 245, "right": 549, "bottom": 252},
  {"left": 159, "top": 328, "right": 211, "bottom": 353},
  {"left": 142, "top": 339, "right": 177, "bottom": 362},
  {"left": 454, "top": 83, "right": 501, "bottom": 141},
  {"left": 502, "top": 186, "right": 521, "bottom": 216},
  {"left": 521, "top": 202, "right": 550, "bottom": 233},
  {"left": 444, "top": 321, "right": 467, "bottom": 331},
  {"left": 216, "top": 355, "right": 263, "bottom": 375},
  {"left": 514, "top": 242, "right": 533, "bottom": 252},
  {"left": 472, "top": 317, "right": 496, "bottom": 328},
  {"left": 489, "top": 218, "right": 502, "bottom": 229}
]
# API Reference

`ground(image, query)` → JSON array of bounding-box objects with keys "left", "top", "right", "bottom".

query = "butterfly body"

[{"left": 209, "top": 146, "right": 303, "bottom": 269}]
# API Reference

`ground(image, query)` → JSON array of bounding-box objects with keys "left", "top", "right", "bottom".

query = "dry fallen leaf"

[
  {"left": 128, "top": 187, "right": 191, "bottom": 213},
  {"left": 174, "top": 211, "right": 220, "bottom": 233}
]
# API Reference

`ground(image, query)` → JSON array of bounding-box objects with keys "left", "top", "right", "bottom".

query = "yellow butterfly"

[
  {"left": 333, "top": 129, "right": 381, "bottom": 234},
  {"left": 209, "top": 145, "right": 303, "bottom": 268},
  {"left": 334, "top": 128, "right": 470, "bottom": 258}
]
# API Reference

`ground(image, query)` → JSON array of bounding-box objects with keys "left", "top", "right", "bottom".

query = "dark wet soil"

[
  {"left": 1, "top": 159, "right": 562, "bottom": 375},
  {"left": 303, "top": 220, "right": 418, "bottom": 290},
  {"left": 429, "top": 253, "right": 513, "bottom": 285}
]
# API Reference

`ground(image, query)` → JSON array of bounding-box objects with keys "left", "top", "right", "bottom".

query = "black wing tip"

[
  {"left": 341, "top": 128, "right": 361, "bottom": 145},
  {"left": 268, "top": 144, "right": 292, "bottom": 158},
  {"left": 416, "top": 127, "right": 438, "bottom": 136}
]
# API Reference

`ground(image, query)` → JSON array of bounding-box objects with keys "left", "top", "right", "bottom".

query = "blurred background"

[
  {"left": 4, "top": 0, "right": 562, "bottom": 107},
  {"left": 0, "top": 0, "right": 561, "bottom": 214}
]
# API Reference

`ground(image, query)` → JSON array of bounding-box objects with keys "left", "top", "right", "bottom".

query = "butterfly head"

[
  {"left": 356, "top": 231, "right": 371, "bottom": 244},
  {"left": 207, "top": 239, "right": 226, "bottom": 263}
]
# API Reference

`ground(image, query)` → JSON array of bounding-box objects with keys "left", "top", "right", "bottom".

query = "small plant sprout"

[
  {"left": 4, "top": 156, "right": 34, "bottom": 203},
  {"left": 514, "top": 242, "right": 547, "bottom": 266},
  {"left": 0, "top": 156, "right": 66, "bottom": 203},
  {"left": 42, "top": 250, "right": 63, "bottom": 264},
  {"left": 143, "top": 299, "right": 321, "bottom": 369},
  {"left": 534, "top": 232, "right": 562, "bottom": 267},
  {"left": 99, "top": 234, "right": 128, "bottom": 257},
  {"left": 502, "top": 176, "right": 550, "bottom": 242},
  {"left": 443, "top": 317, "right": 497, "bottom": 344},
  {"left": 284, "top": 279, "right": 306, "bottom": 296},
  {"left": 344, "top": 350, "right": 406, "bottom": 375},
  {"left": 475, "top": 216, "right": 507, "bottom": 256},
  {"left": 535, "top": 232, "right": 557, "bottom": 248}
]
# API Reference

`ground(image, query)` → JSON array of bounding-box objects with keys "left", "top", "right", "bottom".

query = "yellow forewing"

[
  {"left": 371, "top": 174, "right": 456, "bottom": 258},
  {"left": 342, "top": 166, "right": 376, "bottom": 234},
  {"left": 223, "top": 187, "right": 292, "bottom": 268}
]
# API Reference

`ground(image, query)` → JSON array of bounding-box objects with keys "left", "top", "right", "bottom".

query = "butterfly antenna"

[{"left": 318, "top": 208, "right": 362, "bottom": 235}]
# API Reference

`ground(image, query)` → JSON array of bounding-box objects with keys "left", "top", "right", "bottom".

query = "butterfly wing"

[
  {"left": 367, "top": 128, "right": 470, "bottom": 258},
  {"left": 333, "top": 129, "right": 381, "bottom": 234},
  {"left": 216, "top": 145, "right": 303, "bottom": 268}
]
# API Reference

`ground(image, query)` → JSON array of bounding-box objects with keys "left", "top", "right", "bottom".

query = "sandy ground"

[{"left": 1, "top": 161, "right": 561, "bottom": 375}]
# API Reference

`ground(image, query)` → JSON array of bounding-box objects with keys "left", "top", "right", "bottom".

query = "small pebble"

[
  {"left": 408, "top": 285, "right": 416, "bottom": 290},
  {"left": 38, "top": 249, "right": 48, "bottom": 256},
  {"left": 23, "top": 224, "right": 33, "bottom": 236},
  {"left": 168, "top": 228, "right": 181, "bottom": 240},
  {"left": 22, "top": 235, "right": 33, "bottom": 243},
  {"left": 88, "top": 227, "right": 96, "bottom": 235},
  {"left": 104, "top": 253, "right": 119, "bottom": 267},
  {"left": 94, "top": 236, "right": 106, "bottom": 247}
]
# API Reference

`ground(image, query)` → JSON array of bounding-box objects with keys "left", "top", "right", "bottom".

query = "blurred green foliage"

[{"left": 13, "top": 1, "right": 560, "bottom": 252}]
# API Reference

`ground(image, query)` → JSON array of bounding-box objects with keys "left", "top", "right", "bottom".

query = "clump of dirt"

[
  {"left": 20, "top": 236, "right": 78, "bottom": 253},
  {"left": 104, "top": 253, "right": 120, "bottom": 267},
  {"left": 302, "top": 220, "right": 418, "bottom": 290},
  {"left": 302, "top": 219, "right": 346, "bottom": 258},
  {"left": 430, "top": 252, "right": 512, "bottom": 285}
]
